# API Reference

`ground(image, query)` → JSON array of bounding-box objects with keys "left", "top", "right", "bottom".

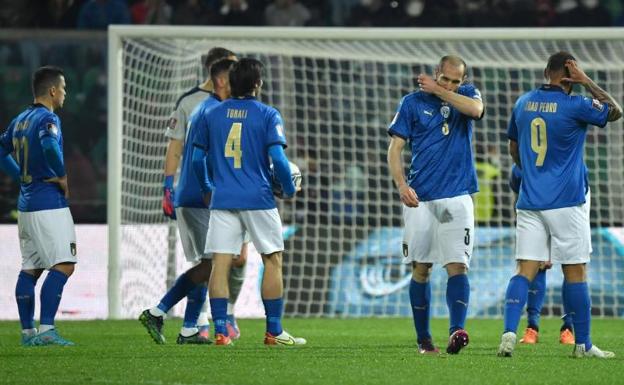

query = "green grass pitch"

[{"left": 0, "top": 318, "right": 622, "bottom": 385}]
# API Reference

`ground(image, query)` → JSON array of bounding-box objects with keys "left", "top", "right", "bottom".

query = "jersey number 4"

[
  {"left": 530, "top": 117, "right": 547, "bottom": 167},
  {"left": 225, "top": 122, "right": 242, "bottom": 168}
]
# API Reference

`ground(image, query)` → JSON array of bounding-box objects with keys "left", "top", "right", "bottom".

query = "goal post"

[{"left": 108, "top": 26, "right": 624, "bottom": 320}]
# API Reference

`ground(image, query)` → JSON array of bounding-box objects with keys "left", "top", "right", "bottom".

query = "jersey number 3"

[
  {"left": 530, "top": 117, "right": 547, "bottom": 167},
  {"left": 225, "top": 122, "right": 242, "bottom": 168}
]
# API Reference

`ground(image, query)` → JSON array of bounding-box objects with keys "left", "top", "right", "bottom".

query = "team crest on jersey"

[
  {"left": 591, "top": 98, "right": 604, "bottom": 111},
  {"left": 47, "top": 122, "right": 58, "bottom": 136},
  {"left": 70, "top": 242, "right": 76, "bottom": 256},
  {"left": 440, "top": 105, "right": 450, "bottom": 119},
  {"left": 168, "top": 117, "right": 177, "bottom": 129}
]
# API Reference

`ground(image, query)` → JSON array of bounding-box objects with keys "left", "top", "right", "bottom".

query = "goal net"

[{"left": 108, "top": 27, "right": 624, "bottom": 319}]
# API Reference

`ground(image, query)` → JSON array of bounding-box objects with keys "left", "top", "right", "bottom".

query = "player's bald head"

[
  {"left": 32, "top": 66, "right": 64, "bottom": 98},
  {"left": 545, "top": 51, "right": 576, "bottom": 79},
  {"left": 439, "top": 55, "right": 467, "bottom": 77}
]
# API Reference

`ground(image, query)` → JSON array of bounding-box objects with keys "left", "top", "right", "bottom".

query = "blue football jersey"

[
  {"left": 194, "top": 96, "right": 287, "bottom": 210},
  {"left": 507, "top": 85, "right": 608, "bottom": 210},
  {"left": 387, "top": 84, "right": 480, "bottom": 201},
  {"left": 509, "top": 163, "right": 589, "bottom": 196},
  {"left": 0, "top": 104, "right": 68, "bottom": 211},
  {"left": 175, "top": 93, "right": 221, "bottom": 208}
]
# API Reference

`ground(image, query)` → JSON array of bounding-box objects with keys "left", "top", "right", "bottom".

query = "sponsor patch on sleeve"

[
  {"left": 276, "top": 124, "right": 284, "bottom": 137},
  {"left": 591, "top": 98, "right": 604, "bottom": 112},
  {"left": 47, "top": 122, "right": 58, "bottom": 136}
]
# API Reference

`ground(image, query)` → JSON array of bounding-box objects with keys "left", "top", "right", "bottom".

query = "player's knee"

[
  {"left": 445, "top": 263, "right": 467, "bottom": 277},
  {"left": 411, "top": 263, "right": 431, "bottom": 282},
  {"left": 52, "top": 262, "right": 75, "bottom": 277},
  {"left": 262, "top": 252, "right": 282, "bottom": 269},
  {"left": 562, "top": 263, "right": 586, "bottom": 282},
  {"left": 515, "top": 260, "right": 541, "bottom": 281}
]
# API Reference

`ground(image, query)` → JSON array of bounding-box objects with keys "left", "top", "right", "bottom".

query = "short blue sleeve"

[
  {"left": 191, "top": 109, "right": 210, "bottom": 151},
  {"left": 265, "top": 108, "right": 287, "bottom": 148},
  {"left": 507, "top": 109, "right": 518, "bottom": 141},
  {"left": 572, "top": 96, "right": 609, "bottom": 128},
  {"left": 387, "top": 96, "right": 412, "bottom": 140},
  {"left": 458, "top": 84, "right": 482, "bottom": 101}
]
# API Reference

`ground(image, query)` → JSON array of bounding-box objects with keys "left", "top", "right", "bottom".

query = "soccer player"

[
  {"left": 192, "top": 58, "right": 306, "bottom": 346},
  {"left": 509, "top": 164, "right": 575, "bottom": 345},
  {"left": 387, "top": 55, "right": 484, "bottom": 354},
  {"left": 140, "top": 49, "right": 246, "bottom": 344},
  {"left": 0, "top": 66, "right": 76, "bottom": 346},
  {"left": 498, "top": 51, "right": 622, "bottom": 358}
]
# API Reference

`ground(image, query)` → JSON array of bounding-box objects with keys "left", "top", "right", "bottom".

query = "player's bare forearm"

[
  {"left": 387, "top": 136, "right": 419, "bottom": 207},
  {"left": 436, "top": 88, "right": 484, "bottom": 119},
  {"left": 509, "top": 140, "right": 520, "bottom": 168},
  {"left": 565, "top": 59, "right": 622, "bottom": 121},
  {"left": 582, "top": 78, "right": 623, "bottom": 122},
  {"left": 164, "top": 139, "right": 183, "bottom": 176}
]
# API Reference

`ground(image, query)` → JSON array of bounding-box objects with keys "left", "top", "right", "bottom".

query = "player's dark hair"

[
  {"left": 439, "top": 55, "right": 467, "bottom": 77},
  {"left": 203, "top": 47, "right": 235, "bottom": 71},
  {"left": 229, "top": 58, "right": 264, "bottom": 98},
  {"left": 545, "top": 51, "right": 576, "bottom": 77},
  {"left": 32, "top": 66, "right": 64, "bottom": 98},
  {"left": 210, "top": 58, "right": 236, "bottom": 84}
]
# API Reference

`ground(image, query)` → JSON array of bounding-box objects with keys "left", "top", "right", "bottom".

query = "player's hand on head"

[
  {"left": 398, "top": 184, "right": 419, "bottom": 207},
  {"left": 562, "top": 60, "right": 589, "bottom": 85},
  {"left": 162, "top": 186, "right": 176, "bottom": 219}
]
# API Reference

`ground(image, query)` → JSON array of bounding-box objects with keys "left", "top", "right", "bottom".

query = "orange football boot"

[{"left": 519, "top": 327, "right": 539, "bottom": 344}]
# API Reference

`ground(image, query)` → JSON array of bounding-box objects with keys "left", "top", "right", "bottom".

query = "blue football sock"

[
  {"left": 157, "top": 273, "right": 196, "bottom": 313},
  {"left": 446, "top": 274, "right": 470, "bottom": 334},
  {"left": 15, "top": 271, "right": 38, "bottom": 330},
  {"left": 561, "top": 281, "right": 574, "bottom": 330},
  {"left": 263, "top": 298, "right": 284, "bottom": 336},
  {"left": 40, "top": 269, "right": 69, "bottom": 326},
  {"left": 564, "top": 282, "right": 592, "bottom": 349},
  {"left": 409, "top": 280, "right": 431, "bottom": 342},
  {"left": 526, "top": 269, "right": 546, "bottom": 330},
  {"left": 210, "top": 298, "right": 228, "bottom": 336},
  {"left": 183, "top": 285, "right": 207, "bottom": 328},
  {"left": 503, "top": 275, "right": 529, "bottom": 334}
]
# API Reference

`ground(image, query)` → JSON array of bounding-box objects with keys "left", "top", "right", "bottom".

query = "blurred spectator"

[
  {"left": 77, "top": 0, "right": 131, "bottom": 29},
  {"left": 347, "top": 0, "right": 403, "bottom": 27},
  {"left": 29, "top": 0, "right": 75, "bottom": 28},
  {"left": 557, "top": 0, "right": 611, "bottom": 26},
  {"left": 217, "top": 0, "right": 258, "bottom": 25},
  {"left": 264, "top": 0, "right": 311, "bottom": 26},
  {"left": 402, "top": 0, "right": 454, "bottom": 27},
  {"left": 130, "top": 0, "right": 172, "bottom": 24},
  {"left": 327, "top": 0, "right": 359, "bottom": 26},
  {"left": 172, "top": 0, "right": 217, "bottom": 25}
]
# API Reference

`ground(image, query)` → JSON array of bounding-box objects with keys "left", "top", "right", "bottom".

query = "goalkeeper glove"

[{"left": 162, "top": 175, "right": 176, "bottom": 220}]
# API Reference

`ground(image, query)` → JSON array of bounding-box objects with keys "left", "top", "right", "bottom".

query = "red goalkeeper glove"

[{"left": 162, "top": 175, "right": 176, "bottom": 220}]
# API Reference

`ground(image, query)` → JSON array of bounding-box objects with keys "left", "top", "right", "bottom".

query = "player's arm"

[
  {"left": 387, "top": 135, "right": 419, "bottom": 207},
  {"left": 269, "top": 144, "right": 295, "bottom": 199},
  {"left": 40, "top": 130, "right": 69, "bottom": 198},
  {"left": 564, "top": 59, "right": 623, "bottom": 122},
  {"left": 162, "top": 105, "right": 188, "bottom": 219},
  {"left": 191, "top": 145, "right": 213, "bottom": 205},
  {"left": 418, "top": 74, "right": 484, "bottom": 119},
  {"left": 0, "top": 123, "right": 20, "bottom": 182},
  {"left": 509, "top": 140, "right": 520, "bottom": 169}
]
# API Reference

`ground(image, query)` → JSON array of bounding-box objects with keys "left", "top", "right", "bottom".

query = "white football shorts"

[
  {"left": 206, "top": 209, "right": 283, "bottom": 255},
  {"left": 175, "top": 207, "right": 211, "bottom": 262},
  {"left": 402, "top": 194, "right": 474, "bottom": 268},
  {"left": 516, "top": 192, "right": 591, "bottom": 265},
  {"left": 18, "top": 207, "right": 77, "bottom": 270}
]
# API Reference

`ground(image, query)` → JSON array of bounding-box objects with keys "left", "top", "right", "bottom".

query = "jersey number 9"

[{"left": 530, "top": 117, "right": 547, "bottom": 167}]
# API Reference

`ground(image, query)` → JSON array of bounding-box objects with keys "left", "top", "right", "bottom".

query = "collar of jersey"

[
  {"left": 30, "top": 102, "right": 49, "bottom": 110},
  {"left": 233, "top": 95, "right": 256, "bottom": 100},
  {"left": 539, "top": 84, "right": 566, "bottom": 93}
]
